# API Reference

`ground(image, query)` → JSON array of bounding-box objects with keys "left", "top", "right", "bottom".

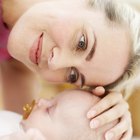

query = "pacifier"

[{"left": 23, "top": 100, "right": 36, "bottom": 120}]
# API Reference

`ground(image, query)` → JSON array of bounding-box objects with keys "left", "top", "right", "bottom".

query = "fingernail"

[
  {"left": 87, "top": 110, "right": 96, "bottom": 118},
  {"left": 90, "top": 120, "right": 99, "bottom": 129},
  {"left": 105, "top": 132, "right": 114, "bottom": 140}
]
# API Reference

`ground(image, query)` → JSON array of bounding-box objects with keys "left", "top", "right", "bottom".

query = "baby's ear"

[{"left": 26, "top": 128, "right": 46, "bottom": 140}]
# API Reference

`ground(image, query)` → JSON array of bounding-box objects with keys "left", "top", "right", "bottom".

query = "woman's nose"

[{"left": 48, "top": 47, "right": 79, "bottom": 70}]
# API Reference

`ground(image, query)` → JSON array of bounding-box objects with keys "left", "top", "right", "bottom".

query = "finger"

[
  {"left": 87, "top": 93, "right": 125, "bottom": 119},
  {"left": 121, "top": 127, "right": 133, "bottom": 140},
  {"left": 92, "top": 86, "right": 105, "bottom": 96},
  {"left": 105, "top": 112, "right": 132, "bottom": 140},
  {"left": 121, "top": 112, "right": 132, "bottom": 140},
  {"left": 89, "top": 101, "right": 129, "bottom": 129}
]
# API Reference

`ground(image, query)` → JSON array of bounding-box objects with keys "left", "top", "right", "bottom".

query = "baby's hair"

[{"left": 87, "top": 0, "right": 140, "bottom": 98}]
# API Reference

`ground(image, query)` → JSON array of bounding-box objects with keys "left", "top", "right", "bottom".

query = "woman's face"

[
  {"left": 21, "top": 90, "right": 99, "bottom": 139},
  {"left": 8, "top": 0, "right": 131, "bottom": 87}
]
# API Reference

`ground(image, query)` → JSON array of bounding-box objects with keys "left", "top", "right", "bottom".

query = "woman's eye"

[
  {"left": 77, "top": 34, "right": 87, "bottom": 50},
  {"left": 67, "top": 67, "right": 79, "bottom": 83}
]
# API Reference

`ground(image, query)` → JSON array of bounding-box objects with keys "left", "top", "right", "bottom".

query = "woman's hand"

[{"left": 87, "top": 86, "right": 132, "bottom": 140}]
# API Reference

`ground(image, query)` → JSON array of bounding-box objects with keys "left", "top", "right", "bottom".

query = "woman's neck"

[
  {"left": 2, "top": 0, "right": 53, "bottom": 29},
  {"left": 2, "top": 0, "right": 39, "bottom": 29}
]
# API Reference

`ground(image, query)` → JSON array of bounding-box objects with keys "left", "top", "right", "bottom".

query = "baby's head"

[{"left": 21, "top": 90, "right": 117, "bottom": 140}]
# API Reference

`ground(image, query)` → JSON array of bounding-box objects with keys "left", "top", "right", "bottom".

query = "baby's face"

[{"left": 21, "top": 90, "right": 99, "bottom": 140}]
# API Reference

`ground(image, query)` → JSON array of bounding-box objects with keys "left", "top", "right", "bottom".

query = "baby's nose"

[
  {"left": 37, "top": 99, "right": 47, "bottom": 107},
  {"left": 37, "top": 98, "right": 53, "bottom": 108}
]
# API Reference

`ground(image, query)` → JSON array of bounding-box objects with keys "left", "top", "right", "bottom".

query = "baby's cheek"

[{"left": 21, "top": 115, "right": 38, "bottom": 130}]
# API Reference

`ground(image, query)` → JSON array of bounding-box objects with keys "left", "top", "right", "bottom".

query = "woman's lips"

[{"left": 29, "top": 33, "right": 44, "bottom": 65}]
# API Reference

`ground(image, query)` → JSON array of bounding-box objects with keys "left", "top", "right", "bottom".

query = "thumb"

[{"left": 92, "top": 86, "right": 105, "bottom": 96}]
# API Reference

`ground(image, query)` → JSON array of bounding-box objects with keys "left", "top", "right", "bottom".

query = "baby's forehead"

[
  {"left": 57, "top": 90, "right": 99, "bottom": 105},
  {"left": 60, "top": 90, "right": 91, "bottom": 98}
]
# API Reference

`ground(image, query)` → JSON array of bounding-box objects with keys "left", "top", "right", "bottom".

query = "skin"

[
  {"left": 0, "top": 60, "right": 38, "bottom": 113},
  {"left": 0, "top": 0, "right": 40, "bottom": 113},
  {"left": 1, "top": 0, "right": 132, "bottom": 139},
  {"left": 7, "top": 0, "right": 131, "bottom": 87},
  {"left": 21, "top": 90, "right": 117, "bottom": 140}
]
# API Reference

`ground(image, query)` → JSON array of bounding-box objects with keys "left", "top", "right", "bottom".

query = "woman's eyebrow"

[{"left": 86, "top": 36, "right": 96, "bottom": 61}]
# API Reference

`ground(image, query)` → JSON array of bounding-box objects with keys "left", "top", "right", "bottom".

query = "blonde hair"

[{"left": 87, "top": 0, "right": 140, "bottom": 99}]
